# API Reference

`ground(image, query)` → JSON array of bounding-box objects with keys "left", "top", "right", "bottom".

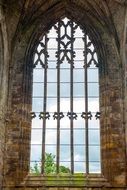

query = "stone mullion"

[
  {"left": 84, "top": 33, "right": 89, "bottom": 174},
  {"left": 56, "top": 23, "right": 60, "bottom": 174},
  {"left": 70, "top": 21, "right": 74, "bottom": 174},
  {"left": 41, "top": 35, "right": 48, "bottom": 174}
]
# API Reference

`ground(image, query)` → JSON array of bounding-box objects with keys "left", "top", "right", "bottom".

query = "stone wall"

[
  {"left": 0, "top": 4, "right": 10, "bottom": 189},
  {"left": 0, "top": 1, "right": 127, "bottom": 189}
]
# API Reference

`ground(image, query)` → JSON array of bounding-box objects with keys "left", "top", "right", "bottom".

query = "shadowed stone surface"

[{"left": 0, "top": 0, "right": 127, "bottom": 189}]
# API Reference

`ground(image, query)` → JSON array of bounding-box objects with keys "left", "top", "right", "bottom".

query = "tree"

[
  {"left": 44, "top": 153, "right": 56, "bottom": 174},
  {"left": 30, "top": 153, "right": 70, "bottom": 174}
]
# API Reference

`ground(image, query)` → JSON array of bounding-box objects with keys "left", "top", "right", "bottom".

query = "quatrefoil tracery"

[
  {"left": 95, "top": 112, "right": 101, "bottom": 119},
  {"left": 30, "top": 112, "right": 36, "bottom": 119},
  {"left": 67, "top": 112, "right": 77, "bottom": 120},
  {"left": 31, "top": 112, "right": 100, "bottom": 120},
  {"left": 81, "top": 112, "right": 93, "bottom": 120},
  {"left": 39, "top": 112, "right": 50, "bottom": 120},
  {"left": 53, "top": 112, "right": 64, "bottom": 120}
]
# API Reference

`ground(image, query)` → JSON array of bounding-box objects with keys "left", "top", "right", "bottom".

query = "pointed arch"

[{"left": 30, "top": 17, "right": 101, "bottom": 174}]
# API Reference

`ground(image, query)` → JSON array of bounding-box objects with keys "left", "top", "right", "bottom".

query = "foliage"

[
  {"left": 30, "top": 153, "right": 70, "bottom": 174},
  {"left": 30, "top": 161, "right": 41, "bottom": 175},
  {"left": 59, "top": 165, "right": 70, "bottom": 173},
  {"left": 44, "top": 153, "right": 56, "bottom": 174}
]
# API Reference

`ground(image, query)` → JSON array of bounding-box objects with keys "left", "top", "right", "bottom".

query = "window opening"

[{"left": 30, "top": 17, "right": 101, "bottom": 174}]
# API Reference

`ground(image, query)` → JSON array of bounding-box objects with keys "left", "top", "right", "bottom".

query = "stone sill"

[{"left": 20, "top": 174, "right": 110, "bottom": 187}]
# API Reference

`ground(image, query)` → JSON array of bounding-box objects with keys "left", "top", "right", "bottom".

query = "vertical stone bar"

[
  {"left": 41, "top": 35, "right": 48, "bottom": 174},
  {"left": 84, "top": 34, "right": 89, "bottom": 174},
  {"left": 70, "top": 21, "right": 74, "bottom": 174},
  {"left": 56, "top": 23, "right": 60, "bottom": 174}
]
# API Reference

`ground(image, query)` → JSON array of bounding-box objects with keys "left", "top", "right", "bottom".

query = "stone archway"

[{"left": 1, "top": 1, "right": 127, "bottom": 189}]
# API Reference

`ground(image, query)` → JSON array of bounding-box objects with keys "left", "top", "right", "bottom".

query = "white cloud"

[{"left": 74, "top": 154, "right": 81, "bottom": 161}]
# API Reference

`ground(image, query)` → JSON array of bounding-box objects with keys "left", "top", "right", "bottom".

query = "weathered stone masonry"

[{"left": 0, "top": 0, "right": 127, "bottom": 190}]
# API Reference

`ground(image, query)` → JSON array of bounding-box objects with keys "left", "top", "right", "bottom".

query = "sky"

[{"left": 30, "top": 17, "right": 101, "bottom": 173}]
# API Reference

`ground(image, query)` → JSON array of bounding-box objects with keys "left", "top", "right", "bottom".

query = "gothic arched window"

[{"left": 30, "top": 17, "right": 101, "bottom": 174}]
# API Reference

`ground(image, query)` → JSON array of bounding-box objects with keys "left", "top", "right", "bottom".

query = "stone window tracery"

[{"left": 30, "top": 17, "right": 101, "bottom": 174}]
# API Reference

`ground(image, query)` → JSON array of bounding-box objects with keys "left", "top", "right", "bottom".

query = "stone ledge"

[{"left": 17, "top": 174, "right": 111, "bottom": 188}]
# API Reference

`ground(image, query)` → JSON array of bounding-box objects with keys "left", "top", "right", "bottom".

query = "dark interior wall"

[
  {"left": 0, "top": 4, "right": 10, "bottom": 189},
  {"left": 123, "top": 8, "right": 127, "bottom": 186},
  {"left": 0, "top": 21, "right": 4, "bottom": 190}
]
